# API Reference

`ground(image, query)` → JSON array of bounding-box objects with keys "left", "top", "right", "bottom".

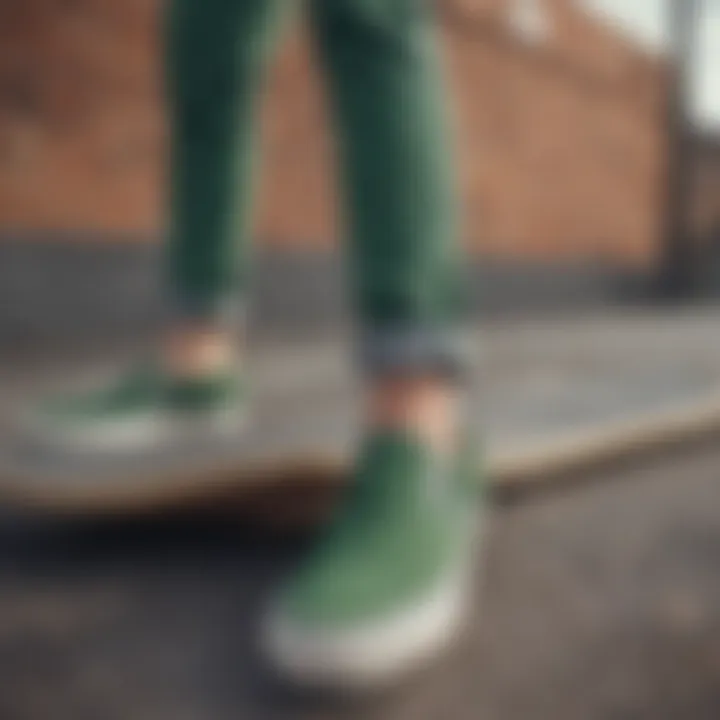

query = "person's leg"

[
  {"left": 315, "top": 0, "right": 468, "bottom": 453},
  {"left": 31, "top": 0, "right": 292, "bottom": 451},
  {"left": 164, "top": 0, "right": 292, "bottom": 375},
  {"left": 265, "top": 0, "right": 480, "bottom": 687},
  {"left": 315, "top": 0, "right": 465, "bottom": 383},
  {"left": 311, "top": 0, "right": 466, "bottom": 459}
]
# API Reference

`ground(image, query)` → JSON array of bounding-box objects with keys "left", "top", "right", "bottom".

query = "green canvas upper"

[
  {"left": 276, "top": 432, "right": 482, "bottom": 628},
  {"left": 39, "top": 362, "right": 244, "bottom": 427}
]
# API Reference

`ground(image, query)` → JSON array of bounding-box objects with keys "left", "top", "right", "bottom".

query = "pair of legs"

[
  {"left": 38, "top": 0, "right": 480, "bottom": 688},
  {"left": 164, "top": 0, "right": 466, "bottom": 416},
  {"left": 167, "top": 0, "right": 476, "bottom": 686}
]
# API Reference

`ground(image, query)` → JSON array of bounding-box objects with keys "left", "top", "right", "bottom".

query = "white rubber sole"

[
  {"left": 263, "top": 523, "right": 481, "bottom": 690},
  {"left": 25, "top": 408, "right": 248, "bottom": 456},
  {"left": 264, "top": 573, "right": 471, "bottom": 690}
]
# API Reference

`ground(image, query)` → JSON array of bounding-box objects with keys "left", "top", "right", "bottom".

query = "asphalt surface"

[{"left": 2, "top": 439, "right": 720, "bottom": 719}]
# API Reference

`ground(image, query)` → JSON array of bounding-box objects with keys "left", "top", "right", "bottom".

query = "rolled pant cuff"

[{"left": 358, "top": 325, "right": 472, "bottom": 380}]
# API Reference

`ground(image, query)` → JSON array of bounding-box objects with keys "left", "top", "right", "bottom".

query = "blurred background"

[
  {"left": 0, "top": 0, "right": 717, "bottom": 348},
  {"left": 4, "top": 2, "right": 720, "bottom": 719}
]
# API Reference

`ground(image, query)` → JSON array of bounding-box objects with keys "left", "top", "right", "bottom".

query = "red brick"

[{"left": 0, "top": 0, "right": 671, "bottom": 266}]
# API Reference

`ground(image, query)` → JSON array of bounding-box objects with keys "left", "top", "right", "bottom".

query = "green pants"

[{"left": 165, "top": 0, "right": 466, "bottom": 375}]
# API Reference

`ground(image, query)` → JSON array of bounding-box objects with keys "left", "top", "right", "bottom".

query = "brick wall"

[{"left": 0, "top": 0, "right": 669, "bottom": 265}]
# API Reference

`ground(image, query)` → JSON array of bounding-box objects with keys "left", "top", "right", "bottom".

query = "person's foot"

[
  {"left": 263, "top": 431, "right": 483, "bottom": 689},
  {"left": 25, "top": 361, "right": 246, "bottom": 454}
]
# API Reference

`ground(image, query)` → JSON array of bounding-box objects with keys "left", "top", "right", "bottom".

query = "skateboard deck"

[
  {"left": 4, "top": 387, "right": 720, "bottom": 523},
  {"left": 0, "top": 431, "right": 351, "bottom": 528},
  {"left": 0, "top": 365, "right": 359, "bottom": 524}
]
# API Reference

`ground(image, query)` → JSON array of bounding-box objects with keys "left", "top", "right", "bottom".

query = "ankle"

[
  {"left": 162, "top": 325, "right": 240, "bottom": 380},
  {"left": 367, "top": 375, "right": 459, "bottom": 455}
]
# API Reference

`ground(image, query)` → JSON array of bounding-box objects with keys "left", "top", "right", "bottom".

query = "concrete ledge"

[
  {"left": 3, "top": 390, "right": 720, "bottom": 523},
  {"left": 491, "top": 392, "right": 720, "bottom": 497},
  {"left": 0, "top": 236, "right": 647, "bottom": 353}
]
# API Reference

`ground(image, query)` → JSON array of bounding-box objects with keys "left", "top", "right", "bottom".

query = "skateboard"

[
  {"left": 0, "top": 432, "right": 349, "bottom": 529},
  {"left": 3, "top": 388, "right": 716, "bottom": 523}
]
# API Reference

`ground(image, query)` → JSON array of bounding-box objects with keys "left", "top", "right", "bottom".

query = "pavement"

[
  {"left": 1, "top": 418, "right": 720, "bottom": 718},
  {"left": 2, "top": 308, "right": 720, "bottom": 717}
]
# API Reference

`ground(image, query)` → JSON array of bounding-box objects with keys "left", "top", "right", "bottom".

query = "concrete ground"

[{"left": 2, "top": 435, "right": 720, "bottom": 719}]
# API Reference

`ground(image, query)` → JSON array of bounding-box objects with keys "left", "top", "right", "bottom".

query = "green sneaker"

[
  {"left": 263, "top": 431, "right": 484, "bottom": 689},
  {"left": 26, "top": 362, "right": 246, "bottom": 453}
]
